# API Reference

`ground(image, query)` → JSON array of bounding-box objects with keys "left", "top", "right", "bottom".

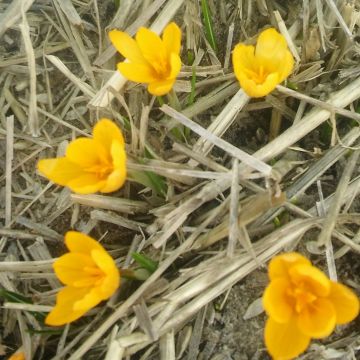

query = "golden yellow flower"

[
  {"left": 109, "top": 22, "right": 182, "bottom": 96},
  {"left": 37, "top": 119, "right": 126, "bottom": 194},
  {"left": 46, "top": 231, "right": 120, "bottom": 326},
  {"left": 232, "top": 28, "right": 294, "bottom": 98},
  {"left": 263, "top": 252, "right": 359, "bottom": 360},
  {"left": 7, "top": 352, "right": 25, "bottom": 360}
]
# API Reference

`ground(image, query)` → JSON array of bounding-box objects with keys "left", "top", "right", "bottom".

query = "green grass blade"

[
  {"left": 201, "top": 0, "right": 217, "bottom": 53},
  {"left": 132, "top": 252, "right": 158, "bottom": 273}
]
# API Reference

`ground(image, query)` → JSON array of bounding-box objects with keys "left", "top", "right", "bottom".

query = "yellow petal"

[
  {"left": 269, "top": 252, "right": 311, "bottom": 281},
  {"left": 45, "top": 286, "right": 92, "bottom": 326},
  {"left": 237, "top": 72, "right": 279, "bottom": 98},
  {"left": 99, "top": 140, "right": 127, "bottom": 193},
  {"left": 101, "top": 169, "right": 126, "bottom": 193},
  {"left": 109, "top": 30, "right": 146, "bottom": 64},
  {"left": 162, "top": 22, "right": 181, "bottom": 55},
  {"left": 72, "top": 287, "right": 103, "bottom": 312},
  {"left": 7, "top": 352, "right": 25, "bottom": 360},
  {"left": 232, "top": 44, "right": 256, "bottom": 79},
  {"left": 91, "top": 249, "right": 120, "bottom": 298},
  {"left": 111, "top": 139, "right": 127, "bottom": 170},
  {"left": 148, "top": 79, "right": 175, "bottom": 96},
  {"left": 93, "top": 119, "right": 125, "bottom": 152},
  {"left": 265, "top": 317, "right": 310, "bottom": 360},
  {"left": 255, "top": 28, "right": 293, "bottom": 74},
  {"left": 329, "top": 281, "right": 360, "bottom": 324},
  {"left": 135, "top": 27, "right": 168, "bottom": 75},
  {"left": 169, "top": 52, "right": 181, "bottom": 79},
  {"left": 53, "top": 253, "right": 95, "bottom": 286},
  {"left": 117, "top": 62, "right": 157, "bottom": 83},
  {"left": 66, "top": 174, "right": 105, "bottom": 194},
  {"left": 65, "top": 231, "right": 104, "bottom": 254},
  {"left": 37, "top": 158, "right": 84, "bottom": 186},
  {"left": 278, "top": 50, "right": 295, "bottom": 82},
  {"left": 297, "top": 298, "right": 336, "bottom": 338},
  {"left": 263, "top": 278, "right": 293, "bottom": 323},
  {"left": 66, "top": 138, "right": 109, "bottom": 167},
  {"left": 289, "top": 264, "right": 330, "bottom": 297}
]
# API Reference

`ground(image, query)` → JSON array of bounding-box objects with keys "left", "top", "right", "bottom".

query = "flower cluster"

[
  {"left": 46, "top": 231, "right": 120, "bottom": 326},
  {"left": 110, "top": 25, "right": 293, "bottom": 98},
  {"left": 263, "top": 252, "right": 359, "bottom": 359},
  {"left": 36, "top": 25, "right": 359, "bottom": 360},
  {"left": 38, "top": 119, "right": 126, "bottom": 194}
]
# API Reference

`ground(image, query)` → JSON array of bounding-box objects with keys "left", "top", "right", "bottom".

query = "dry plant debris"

[{"left": 1, "top": 0, "right": 360, "bottom": 359}]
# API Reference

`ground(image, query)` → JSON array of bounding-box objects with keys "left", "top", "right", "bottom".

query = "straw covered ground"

[{"left": 1, "top": 0, "right": 360, "bottom": 359}]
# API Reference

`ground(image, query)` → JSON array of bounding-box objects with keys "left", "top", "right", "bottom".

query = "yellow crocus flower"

[
  {"left": 46, "top": 231, "right": 120, "bottom": 326},
  {"left": 232, "top": 28, "right": 294, "bottom": 97},
  {"left": 109, "top": 22, "right": 182, "bottom": 96},
  {"left": 37, "top": 119, "right": 126, "bottom": 194},
  {"left": 263, "top": 252, "right": 359, "bottom": 359}
]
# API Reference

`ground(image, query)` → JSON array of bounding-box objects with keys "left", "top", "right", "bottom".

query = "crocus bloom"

[
  {"left": 37, "top": 119, "right": 126, "bottom": 194},
  {"left": 232, "top": 28, "right": 294, "bottom": 97},
  {"left": 109, "top": 22, "right": 182, "bottom": 96},
  {"left": 7, "top": 352, "right": 25, "bottom": 360},
  {"left": 263, "top": 252, "right": 359, "bottom": 359},
  {"left": 46, "top": 231, "right": 120, "bottom": 326}
]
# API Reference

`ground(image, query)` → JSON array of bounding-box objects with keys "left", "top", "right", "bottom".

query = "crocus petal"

[
  {"left": 93, "top": 119, "right": 125, "bottom": 152},
  {"left": 278, "top": 50, "right": 295, "bottom": 82},
  {"left": 72, "top": 287, "right": 103, "bottom": 312},
  {"left": 117, "top": 62, "right": 157, "bottom": 83},
  {"left": 111, "top": 139, "right": 127, "bottom": 170},
  {"left": 7, "top": 352, "right": 25, "bottom": 360},
  {"left": 109, "top": 30, "right": 146, "bottom": 64},
  {"left": 162, "top": 22, "right": 181, "bottom": 56},
  {"left": 100, "top": 140, "right": 126, "bottom": 193},
  {"left": 37, "top": 158, "right": 84, "bottom": 186},
  {"left": 168, "top": 52, "right": 182, "bottom": 79},
  {"left": 91, "top": 249, "right": 120, "bottom": 298},
  {"left": 269, "top": 252, "right": 311, "bottom": 281},
  {"left": 65, "top": 231, "right": 104, "bottom": 254},
  {"left": 100, "top": 169, "right": 126, "bottom": 193},
  {"left": 232, "top": 44, "right": 256, "bottom": 78},
  {"left": 66, "top": 138, "right": 109, "bottom": 167},
  {"left": 53, "top": 253, "right": 95, "bottom": 286},
  {"left": 297, "top": 298, "right": 336, "bottom": 338},
  {"left": 263, "top": 278, "right": 293, "bottom": 323},
  {"left": 289, "top": 264, "right": 330, "bottom": 297},
  {"left": 135, "top": 27, "right": 167, "bottom": 72},
  {"left": 45, "top": 286, "right": 92, "bottom": 326},
  {"left": 148, "top": 79, "right": 175, "bottom": 96},
  {"left": 255, "top": 28, "right": 292, "bottom": 74},
  {"left": 265, "top": 317, "right": 310, "bottom": 360},
  {"left": 329, "top": 282, "right": 360, "bottom": 324},
  {"left": 67, "top": 173, "right": 105, "bottom": 194},
  {"left": 238, "top": 73, "right": 279, "bottom": 98}
]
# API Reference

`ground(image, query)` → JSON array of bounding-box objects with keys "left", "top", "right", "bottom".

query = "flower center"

[
  {"left": 85, "top": 163, "right": 113, "bottom": 179},
  {"left": 244, "top": 65, "right": 269, "bottom": 84},
  {"left": 72, "top": 266, "right": 106, "bottom": 287},
  {"left": 287, "top": 283, "right": 317, "bottom": 313}
]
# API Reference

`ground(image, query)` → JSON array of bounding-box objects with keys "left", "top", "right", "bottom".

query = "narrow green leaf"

[
  {"left": 0, "top": 289, "right": 46, "bottom": 322},
  {"left": 0, "top": 288, "right": 32, "bottom": 304},
  {"left": 187, "top": 66, "right": 197, "bottom": 106},
  {"left": 128, "top": 169, "right": 167, "bottom": 197},
  {"left": 132, "top": 252, "right": 158, "bottom": 273},
  {"left": 157, "top": 96, "right": 164, "bottom": 106},
  {"left": 201, "top": 0, "right": 217, "bottom": 52},
  {"left": 187, "top": 49, "right": 195, "bottom": 66}
]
